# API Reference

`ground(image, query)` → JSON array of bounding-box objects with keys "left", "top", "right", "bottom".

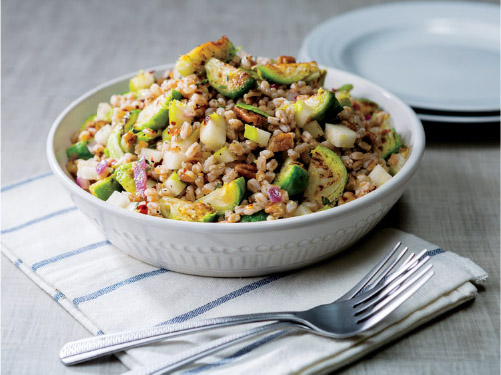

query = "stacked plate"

[{"left": 298, "top": 2, "right": 500, "bottom": 123}]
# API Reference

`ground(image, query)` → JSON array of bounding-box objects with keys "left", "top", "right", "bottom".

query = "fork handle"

[
  {"left": 60, "top": 311, "right": 297, "bottom": 365},
  {"left": 122, "top": 322, "right": 297, "bottom": 375}
]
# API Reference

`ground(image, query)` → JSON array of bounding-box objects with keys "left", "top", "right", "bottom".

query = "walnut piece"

[
  {"left": 276, "top": 56, "right": 296, "bottom": 64},
  {"left": 86, "top": 120, "right": 108, "bottom": 131},
  {"left": 268, "top": 132, "right": 295, "bottom": 152},
  {"left": 265, "top": 202, "right": 286, "bottom": 217}
]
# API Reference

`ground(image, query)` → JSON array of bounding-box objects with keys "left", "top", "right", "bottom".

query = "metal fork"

[
  {"left": 60, "top": 243, "right": 434, "bottom": 369},
  {"left": 121, "top": 246, "right": 434, "bottom": 375}
]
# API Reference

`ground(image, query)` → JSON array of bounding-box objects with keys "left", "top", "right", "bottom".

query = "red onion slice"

[
  {"left": 134, "top": 158, "right": 148, "bottom": 197},
  {"left": 96, "top": 159, "right": 108, "bottom": 175},
  {"left": 76, "top": 177, "right": 90, "bottom": 190},
  {"left": 268, "top": 186, "right": 282, "bottom": 203}
]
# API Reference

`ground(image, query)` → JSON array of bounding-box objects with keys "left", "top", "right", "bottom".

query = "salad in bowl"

[{"left": 66, "top": 36, "right": 408, "bottom": 224}]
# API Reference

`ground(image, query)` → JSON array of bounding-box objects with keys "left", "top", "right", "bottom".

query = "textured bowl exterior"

[
  {"left": 70, "top": 189, "right": 400, "bottom": 277},
  {"left": 47, "top": 65, "right": 425, "bottom": 277}
]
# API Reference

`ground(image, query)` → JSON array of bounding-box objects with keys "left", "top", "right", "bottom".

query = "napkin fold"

[{"left": 1, "top": 172, "right": 487, "bottom": 374}]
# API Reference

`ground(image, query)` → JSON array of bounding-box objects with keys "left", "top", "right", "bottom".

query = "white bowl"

[{"left": 47, "top": 65, "right": 425, "bottom": 277}]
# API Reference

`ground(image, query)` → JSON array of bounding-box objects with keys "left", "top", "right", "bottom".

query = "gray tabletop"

[{"left": 2, "top": 0, "right": 499, "bottom": 374}]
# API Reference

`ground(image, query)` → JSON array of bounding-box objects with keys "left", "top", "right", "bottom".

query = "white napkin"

[{"left": 1, "top": 172, "right": 487, "bottom": 374}]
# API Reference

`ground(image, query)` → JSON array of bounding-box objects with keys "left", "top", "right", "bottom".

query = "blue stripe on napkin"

[
  {"left": 426, "top": 248, "right": 444, "bottom": 256},
  {"left": 1, "top": 206, "right": 77, "bottom": 234},
  {"left": 72, "top": 269, "right": 169, "bottom": 307},
  {"left": 54, "top": 291, "right": 65, "bottom": 301},
  {"left": 158, "top": 275, "right": 284, "bottom": 325},
  {"left": 32, "top": 240, "right": 111, "bottom": 271},
  {"left": 1, "top": 171, "right": 53, "bottom": 193},
  {"left": 184, "top": 330, "right": 289, "bottom": 374}
]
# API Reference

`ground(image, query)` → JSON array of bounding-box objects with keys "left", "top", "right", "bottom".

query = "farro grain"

[
  {"left": 285, "top": 201, "right": 298, "bottom": 216},
  {"left": 243, "top": 203, "right": 264, "bottom": 216},
  {"left": 186, "top": 142, "right": 201, "bottom": 159},
  {"left": 266, "top": 159, "right": 278, "bottom": 172},
  {"left": 185, "top": 186, "right": 196, "bottom": 201},
  {"left": 257, "top": 156, "right": 267, "bottom": 172},
  {"left": 256, "top": 170, "right": 266, "bottom": 182},
  {"left": 225, "top": 212, "right": 241, "bottom": 223},
  {"left": 264, "top": 172, "right": 275, "bottom": 183},
  {"left": 180, "top": 122, "right": 192, "bottom": 140},
  {"left": 247, "top": 178, "right": 261, "bottom": 193},
  {"left": 252, "top": 192, "right": 268, "bottom": 206}
]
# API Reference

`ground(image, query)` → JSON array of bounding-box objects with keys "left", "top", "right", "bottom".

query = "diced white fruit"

[
  {"left": 162, "top": 150, "right": 187, "bottom": 169},
  {"left": 369, "top": 164, "right": 392, "bottom": 187},
  {"left": 214, "top": 147, "right": 236, "bottom": 163},
  {"left": 293, "top": 203, "right": 313, "bottom": 217},
  {"left": 325, "top": 123, "right": 357, "bottom": 148},
  {"left": 126, "top": 202, "right": 139, "bottom": 211},
  {"left": 140, "top": 148, "right": 163, "bottom": 163},
  {"left": 294, "top": 100, "right": 314, "bottom": 127},
  {"left": 106, "top": 191, "right": 130, "bottom": 208},
  {"left": 200, "top": 113, "right": 227, "bottom": 151},
  {"left": 146, "top": 179, "right": 157, "bottom": 188},
  {"left": 76, "top": 159, "right": 99, "bottom": 180},
  {"left": 94, "top": 124, "right": 113, "bottom": 145},
  {"left": 96, "top": 102, "right": 113, "bottom": 122},
  {"left": 137, "top": 89, "right": 150, "bottom": 99},
  {"left": 164, "top": 171, "right": 187, "bottom": 196},
  {"left": 303, "top": 120, "right": 324, "bottom": 139},
  {"left": 172, "top": 129, "right": 200, "bottom": 152},
  {"left": 129, "top": 70, "right": 155, "bottom": 93},
  {"left": 244, "top": 124, "right": 271, "bottom": 147}
]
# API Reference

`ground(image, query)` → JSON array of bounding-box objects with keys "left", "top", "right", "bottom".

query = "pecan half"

[
  {"left": 268, "top": 132, "right": 295, "bottom": 152},
  {"left": 235, "top": 163, "right": 257, "bottom": 179},
  {"left": 276, "top": 55, "right": 296, "bottom": 64},
  {"left": 233, "top": 106, "right": 267, "bottom": 127}
]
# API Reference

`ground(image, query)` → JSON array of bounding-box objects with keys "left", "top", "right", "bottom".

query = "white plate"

[
  {"left": 299, "top": 2, "right": 500, "bottom": 113},
  {"left": 416, "top": 112, "right": 501, "bottom": 124}
]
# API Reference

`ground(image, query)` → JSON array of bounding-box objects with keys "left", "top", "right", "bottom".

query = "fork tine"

[
  {"left": 353, "top": 255, "right": 431, "bottom": 312},
  {"left": 355, "top": 263, "right": 434, "bottom": 322},
  {"left": 365, "top": 247, "right": 409, "bottom": 290},
  {"left": 354, "top": 259, "right": 428, "bottom": 314},
  {"left": 351, "top": 253, "right": 429, "bottom": 308},
  {"left": 362, "top": 249, "right": 415, "bottom": 293},
  {"left": 339, "top": 242, "right": 402, "bottom": 301},
  {"left": 355, "top": 268, "right": 434, "bottom": 331},
  {"left": 403, "top": 249, "right": 428, "bottom": 268},
  {"left": 384, "top": 250, "right": 428, "bottom": 285}
]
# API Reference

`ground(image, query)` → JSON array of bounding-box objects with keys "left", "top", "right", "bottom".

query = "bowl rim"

[{"left": 46, "top": 64, "right": 425, "bottom": 234}]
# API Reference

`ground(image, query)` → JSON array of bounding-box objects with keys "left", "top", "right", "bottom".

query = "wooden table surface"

[{"left": 2, "top": 0, "right": 499, "bottom": 374}]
